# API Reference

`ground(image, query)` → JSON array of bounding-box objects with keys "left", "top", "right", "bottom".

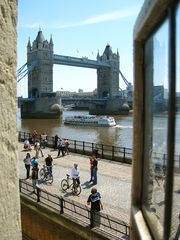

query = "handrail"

[
  {"left": 19, "top": 179, "right": 130, "bottom": 239},
  {"left": 18, "top": 131, "right": 133, "bottom": 163},
  {"left": 18, "top": 131, "right": 180, "bottom": 168}
]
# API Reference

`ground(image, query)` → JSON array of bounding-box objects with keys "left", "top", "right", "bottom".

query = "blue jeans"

[
  {"left": 93, "top": 169, "right": 97, "bottom": 184},
  {"left": 47, "top": 166, "right": 52, "bottom": 175},
  {"left": 90, "top": 168, "right": 93, "bottom": 181},
  {"left": 38, "top": 148, "right": 44, "bottom": 157},
  {"left": 25, "top": 164, "right": 30, "bottom": 179}
]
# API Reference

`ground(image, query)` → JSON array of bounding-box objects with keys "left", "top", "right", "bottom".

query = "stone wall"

[
  {"left": 0, "top": 0, "right": 21, "bottom": 239},
  {"left": 21, "top": 195, "right": 108, "bottom": 240}
]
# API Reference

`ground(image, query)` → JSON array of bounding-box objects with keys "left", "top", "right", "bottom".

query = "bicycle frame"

[{"left": 61, "top": 174, "right": 81, "bottom": 195}]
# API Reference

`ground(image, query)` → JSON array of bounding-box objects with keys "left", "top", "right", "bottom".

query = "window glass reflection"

[
  {"left": 171, "top": 3, "right": 180, "bottom": 240},
  {"left": 143, "top": 20, "right": 169, "bottom": 238}
]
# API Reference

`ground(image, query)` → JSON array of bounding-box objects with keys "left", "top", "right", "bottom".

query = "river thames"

[{"left": 18, "top": 109, "right": 180, "bottom": 154}]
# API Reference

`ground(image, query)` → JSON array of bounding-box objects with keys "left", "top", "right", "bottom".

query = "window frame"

[{"left": 131, "top": 0, "right": 179, "bottom": 239}]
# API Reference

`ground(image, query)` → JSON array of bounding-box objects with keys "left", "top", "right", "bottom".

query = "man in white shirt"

[{"left": 71, "top": 163, "right": 80, "bottom": 191}]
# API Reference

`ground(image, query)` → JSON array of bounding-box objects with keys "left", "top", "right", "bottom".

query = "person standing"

[
  {"left": 89, "top": 156, "right": 95, "bottom": 183},
  {"left": 89, "top": 155, "right": 98, "bottom": 184},
  {"left": 87, "top": 188, "right": 103, "bottom": 227},
  {"left": 71, "top": 163, "right": 80, "bottom": 192},
  {"left": 54, "top": 134, "right": 59, "bottom": 149},
  {"left": 31, "top": 156, "right": 38, "bottom": 168},
  {"left": 34, "top": 140, "right": 44, "bottom": 158},
  {"left": 45, "top": 154, "right": 53, "bottom": 175},
  {"left": 40, "top": 132, "right": 47, "bottom": 149},
  {"left": 92, "top": 155, "right": 98, "bottom": 185},
  {"left": 64, "top": 139, "right": 70, "bottom": 155},
  {"left": 57, "top": 139, "right": 65, "bottom": 157},
  {"left": 23, "top": 152, "right": 31, "bottom": 179},
  {"left": 32, "top": 129, "right": 38, "bottom": 144},
  {"left": 31, "top": 163, "right": 39, "bottom": 193}
]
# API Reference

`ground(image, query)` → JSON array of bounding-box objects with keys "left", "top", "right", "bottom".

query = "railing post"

[
  {"left": 24, "top": 132, "right": 25, "bottom": 141},
  {"left": 112, "top": 146, "right": 114, "bottom": 160},
  {"left": 83, "top": 141, "right": 85, "bottom": 154},
  {"left": 123, "top": 147, "right": 126, "bottom": 162},
  {"left": 74, "top": 140, "right": 77, "bottom": 153},
  {"left": 90, "top": 210, "right": 94, "bottom": 228},
  {"left": 102, "top": 144, "right": 104, "bottom": 159},
  {"left": 19, "top": 180, "right": 21, "bottom": 193},
  {"left": 50, "top": 136, "right": 54, "bottom": 148},
  {"left": 60, "top": 197, "right": 64, "bottom": 214},
  {"left": 163, "top": 153, "right": 166, "bottom": 167},
  {"left": 37, "top": 187, "right": 41, "bottom": 202},
  {"left": 18, "top": 132, "right": 21, "bottom": 142}
]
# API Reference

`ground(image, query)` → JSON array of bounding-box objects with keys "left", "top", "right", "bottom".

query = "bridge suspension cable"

[
  {"left": 17, "top": 60, "right": 40, "bottom": 83},
  {"left": 119, "top": 70, "right": 132, "bottom": 87}
]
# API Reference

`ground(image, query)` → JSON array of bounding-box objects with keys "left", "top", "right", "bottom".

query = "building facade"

[{"left": 0, "top": 0, "right": 22, "bottom": 239}]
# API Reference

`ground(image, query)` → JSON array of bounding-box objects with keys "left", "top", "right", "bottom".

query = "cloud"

[
  {"left": 23, "top": 22, "right": 42, "bottom": 29},
  {"left": 22, "top": 8, "right": 138, "bottom": 29},
  {"left": 59, "top": 9, "right": 137, "bottom": 29}
]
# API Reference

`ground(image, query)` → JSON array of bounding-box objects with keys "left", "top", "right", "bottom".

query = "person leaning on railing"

[
  {"left": 87, "top": 188, "right": 103, "bottom": 228},
  {"left": 30, "top": 162, "right": 39, "bottom": 193}
]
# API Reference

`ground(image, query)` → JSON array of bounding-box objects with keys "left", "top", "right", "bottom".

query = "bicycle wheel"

[
  {"left": 39, "top": 168, "right": 45, "bottom": 180},
  {"left": 61, "top": 179, "right": 68, "bottom": 191},
  {"left": 45, "top": 173, "right": 53, "bottom": 184},
  {"left": 72, "top": 184, "right": 81, "bottom": 196}
]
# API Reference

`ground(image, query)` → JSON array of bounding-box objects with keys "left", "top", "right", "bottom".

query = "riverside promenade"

[{"left": 18, "top": 142, "right": 132, "bottom": 223}]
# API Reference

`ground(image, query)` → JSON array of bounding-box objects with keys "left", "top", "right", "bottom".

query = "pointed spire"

[
  {"left": 103, "top": 44, "right": 112, "bottom": 60},
  {"left": 97, "top": 50, "right": 100, "bottom": 60},
  {"left": 36, "top": 29, "right": 45, "bottom": 43},
  {"left": 117, "top": 48, "right": 119, "bottom": 57},
  {"left": 27, "top": 37, "right": 31, "bottom": 48},
  {"left": 49, "top": 34, "right": 53, "bottom": 45}
]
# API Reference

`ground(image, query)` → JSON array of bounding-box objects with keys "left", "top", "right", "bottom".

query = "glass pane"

[
  {"left": 171, "top": 3, "right": 180, "bottom": 240},
  {"left": 142, "top": 20, "right": 169, "bottom": 238}
]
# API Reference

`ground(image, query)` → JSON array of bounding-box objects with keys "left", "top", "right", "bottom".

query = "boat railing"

[{"left": 18, "top": 131, "right": 180, "bottom": 168}]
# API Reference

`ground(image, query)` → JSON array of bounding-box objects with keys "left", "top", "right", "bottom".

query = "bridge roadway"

[
  {"left": 53, "top": 54, "right": 111, "bottom": 69},
  {"left": 18, "top": 142, "right": 132, "bottom": 223}
]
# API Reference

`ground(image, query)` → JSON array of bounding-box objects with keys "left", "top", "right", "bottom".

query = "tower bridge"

[{"left": 19, "top": 30, "right": 129, "bottom": 118}]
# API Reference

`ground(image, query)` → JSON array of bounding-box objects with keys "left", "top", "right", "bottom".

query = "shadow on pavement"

[{"left": 81, "top": 181, "right": 93, "bottom": 189}]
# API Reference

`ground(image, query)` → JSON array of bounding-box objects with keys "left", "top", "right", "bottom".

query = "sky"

[{"left": 17, "top": 0, "right": 144, "bottom": 97}]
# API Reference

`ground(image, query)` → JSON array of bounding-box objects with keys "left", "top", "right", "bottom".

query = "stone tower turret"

[
  {"left": 97, "top": 44, "right": 119, "bottom": 99},
  {"left": 27, "top": 30, "right": 54, "bottom": 98}
]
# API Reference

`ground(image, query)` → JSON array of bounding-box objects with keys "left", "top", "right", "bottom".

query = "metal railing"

[
  {"left": 19, "top": 179, "right": 130, "bottom": 239},
  {"left": 18, "top": 131, "right": 180, "bottom": 168},
  {"left": 18, "top": 131, "right": 132, "bottom": 163}
]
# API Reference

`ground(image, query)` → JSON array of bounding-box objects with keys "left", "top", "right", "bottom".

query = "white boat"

[{"left": 64, "top": 115, "right": 116, "bottom": 127}]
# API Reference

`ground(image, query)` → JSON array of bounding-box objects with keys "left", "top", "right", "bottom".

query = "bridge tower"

[
  {"left": 90, "top": 45, "right": 129, "bottom": 115},
  {"left": 97, "top": 44, "right": 119, "bottom": 99},
  {"left": 27, "top": 30, "right": 54, "bottom": 98}
]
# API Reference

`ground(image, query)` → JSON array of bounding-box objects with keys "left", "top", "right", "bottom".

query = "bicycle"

[
  {"left": 39, "top": 165, "right": 53, "bottom": 184},
  {"left": 60, "top": 174, "right": 81, "bottom": 195}
]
